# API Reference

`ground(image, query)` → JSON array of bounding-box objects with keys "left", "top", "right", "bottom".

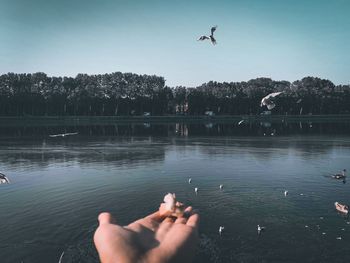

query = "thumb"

[{"left": 98, "top": 212, "right": 116, "bottom": 225}]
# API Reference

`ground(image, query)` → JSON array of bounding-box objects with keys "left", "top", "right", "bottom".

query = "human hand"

[{"left": 94, "top": 207, "right": 199, "bottom": 263}]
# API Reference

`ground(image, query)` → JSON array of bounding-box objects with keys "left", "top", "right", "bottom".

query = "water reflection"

[
  {"left": 1, "top": 135, "right": 350, "bottom": 172},
  {"left": 1, "top": 121, "right": 350, "bottom": 138},
  {"left": 1, "top": 122, "right": 350, "bottom": 263}
]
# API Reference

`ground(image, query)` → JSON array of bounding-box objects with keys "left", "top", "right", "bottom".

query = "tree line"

[{"left": 0, "top": 72, "right": 349, "bottom": 116}]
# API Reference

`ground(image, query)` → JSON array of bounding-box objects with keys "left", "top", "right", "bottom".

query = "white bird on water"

[
  {"left": 188, "top": 178, "right": 192, "bottom": 184},
  {"left": 284, "top": 190, "right": 288, "bottom": 196},
  {"left": 219, "top": 226, "right": 225, "bottom": 235},
  {"left": 0, "top": 172, "right": 10, "bottom": 184},
  {"left": 260, "top": 92, "right": 283, "bottom": 110},
  {"left": 219, "top": 184, "right": 224, "bottom": 190},
  {"left": 197, "top": 25, "right": 218, "bottom": 45},
  {"left": 257, "top": 225, "right": 265, "bottom": 234},
  {"left": 195, "top": 187, "right": 198, "bottom": 194}
]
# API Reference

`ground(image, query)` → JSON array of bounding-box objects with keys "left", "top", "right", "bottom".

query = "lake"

[{"left": 1, "top": 121, "right": 350, "bottom": 263}]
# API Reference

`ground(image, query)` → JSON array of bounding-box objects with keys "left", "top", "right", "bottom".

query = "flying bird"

[
  {"left": 0, "top": 172, "right": 10, "bottom": 184},
  {"left": 238, "top": 120, "right": 244, "bottom": 125},
  {"left": 49, "top": 132, "right": 79, "bottom": 138},
  {"left": 284, "top": 190, "right": 288, "bottom": 196},
  {"left": 260, "top": 92, "right": 283, "bottom": 110},
  {"left": 198, "top": 26, "right": 218, "bottom": 45},
  {"left": 219, "top": 184, "right": 224, "bottom": 190},
  {"left": 188, "top": 178, "right": 192, "bottom": 184},
  {"left": 219, "top": 226, "right": 225, "bottom": 235}
]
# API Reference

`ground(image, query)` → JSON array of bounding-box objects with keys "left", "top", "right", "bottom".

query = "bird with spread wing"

[
  {"left": 198, "top": 26, "right": 218, "bottom": 45},
  {"left": 260, "top": 92, "right": 283, "bottom": 110}
]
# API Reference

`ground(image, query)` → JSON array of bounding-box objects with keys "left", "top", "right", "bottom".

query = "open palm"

[{"left": 94, "top": 207, "right": 199, "bottom": 263}]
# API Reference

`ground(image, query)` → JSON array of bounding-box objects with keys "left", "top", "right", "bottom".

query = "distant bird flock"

[{"left": 186, "top": 168, "right": 347, "bottom": 240}]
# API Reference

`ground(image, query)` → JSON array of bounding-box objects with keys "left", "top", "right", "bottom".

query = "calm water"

[{"left": 1, "top": 122, "right": 350, "bottom": 263}]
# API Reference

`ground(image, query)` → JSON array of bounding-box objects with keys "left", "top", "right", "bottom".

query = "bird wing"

[
  {"left": 0, "top": 173, "right": 10, "bottom": 183},
  {"left": 65, "top": 132, "right": 78, "bottom": 136},
  {"left": 264, "top": 92, "right": 283, "bottom": 100},
  {"left": 198, "top": 35, "right": 209, "bottom": 41},
  {"left": 58, "top": 251, "right": 65, "bottom": 263},
  {"left": 49, "top": 134, "right": 60, "bottom": 137},
  {"left": 211, "top": 26, "right": 217, "bottom": 36}
]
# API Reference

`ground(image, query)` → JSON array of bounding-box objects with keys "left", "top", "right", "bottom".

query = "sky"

[{"left": 0, "top": 0, "right": 349, "bottom": 86}]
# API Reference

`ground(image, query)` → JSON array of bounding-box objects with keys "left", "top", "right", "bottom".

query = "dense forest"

[{"left": 0, "top": 72, "right": 349, "bottom": 116}]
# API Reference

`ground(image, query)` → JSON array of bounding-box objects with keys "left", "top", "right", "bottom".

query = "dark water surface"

[{"left": 1, "top": 122, "right": 350, "bottom": 263}]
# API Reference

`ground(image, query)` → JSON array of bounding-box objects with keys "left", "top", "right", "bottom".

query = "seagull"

[
  {"left": 195, "top": 187, "right": 198, "bottom": 194},
  {"left": 58, "top": 251, "right": 65, "bottom": 263},
  {"left": 49, "top": 132, "right": 78, "bottom": 138},
  {"left": 219, "top": 226, "right": 225, "bottom": 235},
  {"left": 284, "top": 190, "right": 288, "bottom": 196},
  {"left": 322, "top": 232, "right": 326, "bottom": 235},
  {"left": 332, "top": 169, "right": 347, "bottom": 179},
  {"left": 0, "top": 172, "right": 10, "bottom": 184},
  {"left": 305, "top": 225, "right": 309, "bottom": 228},
  {"left": 219, "top": 184, "right": 224, "bottom": 190},
  {"left": 188, "top": 178, "right": 192, "bottom": 184},
  {"left": 257, "top": 225, "right": 265, "bottom": 234},
  {"left": 198, "top": 25, "right": 218, "bottom": 45},
  {"left": 238, "top": 120, "right": 244, "bottom": 125},
  {"left": 336, "top": 237, "right": 342, "bottom": 240},
  {"left": 260, "top": 92, "right": 283, "bottom": 110}
]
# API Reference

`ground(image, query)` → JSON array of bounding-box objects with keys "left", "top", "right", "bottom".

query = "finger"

[
  {"left": 175, "top": 217, "right": 187, "bottom": 224},
  {"left": 162, "top": 217, "right": 175, "bottom": 224},
  {"left": 183, "top": 206, "right": 193, "bottom": 218},
  {"left": 155, "top": 218, "right": 174, "bottom": 241},
  {"left": 145, "top": 211, "right": 163, "bottom": 222},
  {"left": 186, "top": 213, "right": 200, "bottom": 228},
  {"left": 98, "top": 212, "right": 116, "bottom": 225}
]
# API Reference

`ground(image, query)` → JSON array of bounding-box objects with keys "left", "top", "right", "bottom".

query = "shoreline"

[{"left": 1, "top": 114, "right": 350, "bottom": 127}]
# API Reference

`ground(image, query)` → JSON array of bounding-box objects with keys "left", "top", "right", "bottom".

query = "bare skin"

[{"left": 94, "top": 207, "right": 199, "bottom": 263}]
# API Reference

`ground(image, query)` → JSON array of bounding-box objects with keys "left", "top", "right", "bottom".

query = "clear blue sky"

[{"left": 0, "top": 0, "right": 349, "bottom": 86}]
